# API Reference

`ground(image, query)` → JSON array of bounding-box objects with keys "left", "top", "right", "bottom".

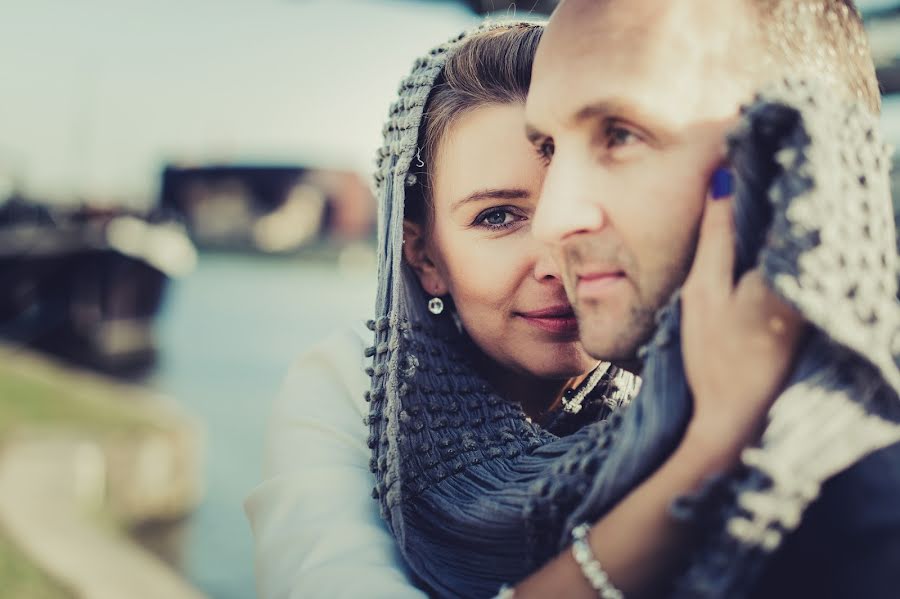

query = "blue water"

[{"left": 148, "top": 252, "right": 376, "bottom": 599}]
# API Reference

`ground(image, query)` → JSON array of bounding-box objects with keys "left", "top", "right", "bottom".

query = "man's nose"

[
  {"left": 532, "top": 244, "right": 563, "bottom": 282},
  {"left": 533, "top": 156, "right": 607, "bottom": 245}
]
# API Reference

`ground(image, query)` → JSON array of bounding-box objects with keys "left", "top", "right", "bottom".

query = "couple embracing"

[{"left": 248, "top": 1, "right": 900, "bottom": 598}]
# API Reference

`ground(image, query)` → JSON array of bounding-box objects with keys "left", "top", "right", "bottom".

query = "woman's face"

[{"left": 406, "top": 103, "right": 597, "bottom": 381}]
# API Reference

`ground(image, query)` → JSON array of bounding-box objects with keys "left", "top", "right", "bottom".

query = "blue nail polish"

[{"left": 710, "top": 168, "right": 733, "bottom": 199}]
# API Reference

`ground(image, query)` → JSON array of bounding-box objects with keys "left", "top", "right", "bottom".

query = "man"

[{"left": 521, "top": 0, "right": 900, "bottom": 597}]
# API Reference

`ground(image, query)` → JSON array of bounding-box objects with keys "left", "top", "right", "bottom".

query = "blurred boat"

[
  {"left": 0, "top": 197, "right": 196, "bottom": 375},
  {"left": 159, "top": 164, "right": 375, "bottom": 254}
]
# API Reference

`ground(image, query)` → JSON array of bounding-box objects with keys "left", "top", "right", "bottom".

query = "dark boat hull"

[{"left": 1, "top": 249, "right": 170, "bottom": 375}]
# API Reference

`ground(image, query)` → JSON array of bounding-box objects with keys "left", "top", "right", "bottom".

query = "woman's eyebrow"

[{"left": 452, "top": 188, "right": 530, "bottom": 210}]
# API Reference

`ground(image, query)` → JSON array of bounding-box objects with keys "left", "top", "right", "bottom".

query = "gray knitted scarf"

[{"left": 367, "top": 23, "right": 900, "bottom": 599}]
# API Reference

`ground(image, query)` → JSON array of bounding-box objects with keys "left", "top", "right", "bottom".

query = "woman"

[{"left": 245, "top": 20, "right": 637, "bottom": 599}]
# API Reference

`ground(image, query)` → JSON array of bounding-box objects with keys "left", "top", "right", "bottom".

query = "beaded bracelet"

[{"left": 571, "top": 523, "right": 625, "bottom": 599}]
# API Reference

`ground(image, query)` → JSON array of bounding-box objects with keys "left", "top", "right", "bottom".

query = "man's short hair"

[{"left": 749, "top": 0, "right": 880, "bottom": 114}]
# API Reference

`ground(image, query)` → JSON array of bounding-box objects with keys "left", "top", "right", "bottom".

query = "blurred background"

[{"left": 0, "top": 1, "right": 898, "bottom": 598}]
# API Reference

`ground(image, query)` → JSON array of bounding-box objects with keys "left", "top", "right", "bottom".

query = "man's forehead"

[
  {"left": 539, "top": 0, "right": 747, "bottom": 68},
  {"left": 528, "top": 1, "right": 685, "bottom": 128},
  {"left": 537, "top": 0, "right": 662, "bottom": 67},
  {"left": 528, "top": 0, "right": 754, "bottom": 128},
  {"left": 546, "top": 0, "right": 748, "bottom": 34}
]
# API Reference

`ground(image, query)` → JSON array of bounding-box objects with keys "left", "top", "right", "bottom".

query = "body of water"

[{"left": 147, "top": 252, "right": 376, "bottom": 599}]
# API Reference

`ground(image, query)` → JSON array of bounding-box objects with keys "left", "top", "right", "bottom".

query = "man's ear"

[{"left": 403, "top": 220, "right": 449, "bottom": 297}]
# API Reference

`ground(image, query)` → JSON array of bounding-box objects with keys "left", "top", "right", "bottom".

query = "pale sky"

[
  {"left": 0, "top": 1, "right": 897, "bottom": 207},
  {"left": 0, "top": 0, "right": 479, "bottom": 206}
]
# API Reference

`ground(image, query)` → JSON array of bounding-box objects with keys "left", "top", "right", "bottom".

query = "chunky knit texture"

[
  {"left": 368, "top": 23, "right": 900, "bottom": 598},
  {"left": 670, "top": 77, "right": 900, "bottom": 598}
]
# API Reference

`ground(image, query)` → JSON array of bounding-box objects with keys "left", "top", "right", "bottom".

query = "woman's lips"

[{"left": 517, "top": 306, "right": 580, "bottom": 336}]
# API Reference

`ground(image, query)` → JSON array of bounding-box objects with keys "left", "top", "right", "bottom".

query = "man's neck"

[{"left": 612, "top": 357, "right": 643, "bottom": 376}]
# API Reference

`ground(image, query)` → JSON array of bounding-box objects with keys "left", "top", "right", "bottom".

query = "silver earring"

[{"left": 428, "top": 297, "right": 444, "bottom": 315}]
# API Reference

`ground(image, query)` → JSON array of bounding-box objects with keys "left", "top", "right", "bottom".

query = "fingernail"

[{"left": 710, "top": 167, "right": 733, "bottom": 199}]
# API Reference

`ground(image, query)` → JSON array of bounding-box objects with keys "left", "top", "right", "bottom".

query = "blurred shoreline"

[{"left": 0, "top": 344, "right": 204, "bottom": 598}]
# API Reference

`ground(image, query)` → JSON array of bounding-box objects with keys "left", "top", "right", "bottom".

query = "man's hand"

[{"left": 680, "top": 169, "right": 806, "bottom": 462}]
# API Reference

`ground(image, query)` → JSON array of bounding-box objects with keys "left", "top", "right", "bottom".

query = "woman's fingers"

[
  {"left": 683, "top": 167, "right": 736, "bottom": 304},
  {"left": 734, "top": 269, "right": 806, "bottom": 342}
]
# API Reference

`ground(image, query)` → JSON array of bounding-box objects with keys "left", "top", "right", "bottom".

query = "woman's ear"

[{"left": 403, "top": 220, "right": 449, "bottom": 297}]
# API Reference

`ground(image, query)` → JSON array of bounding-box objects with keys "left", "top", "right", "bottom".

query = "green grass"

[
  {"left": 0, "top": 356, "right": 162, "bottom": 438},
  {"left": 0, "top": 352, "right": 170, "bottom": 596},
  {"left": 0, "top": 533, "right": 73, "bottom": 599}
]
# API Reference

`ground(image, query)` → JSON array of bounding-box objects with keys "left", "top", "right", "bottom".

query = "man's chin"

[
  {"left": 576, "top": 311, "right": 649, "bottom": 363},
  {"left": 581, "top": 337, "right": 636, "bottom": 363}
]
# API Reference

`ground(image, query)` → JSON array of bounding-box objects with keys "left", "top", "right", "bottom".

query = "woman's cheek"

[
  {"left": 459, "top": 245, "right": 518, "bottom": 307},
  {"left": 440, "top": 225, "right": 530, "bottom": 317}
]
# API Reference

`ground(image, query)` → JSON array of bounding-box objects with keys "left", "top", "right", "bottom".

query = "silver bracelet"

[
  {"left": 571, "top": 523, "right": 625, "bottom": 599},
  {"left": 493, "top": 584, "right": 515, "bottom": 599}
]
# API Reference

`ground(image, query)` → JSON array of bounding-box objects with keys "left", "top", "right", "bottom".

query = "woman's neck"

[
  {"left": 465, "top": 347, "right": 572, "bottom": 420},
  {"left": 490, "top": 371, "right": 570, "bottom": 421}
]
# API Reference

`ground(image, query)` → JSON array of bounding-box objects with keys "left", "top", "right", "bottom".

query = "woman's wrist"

[{"left": 679, "top": 416, "right": 752, "bottom": 481}]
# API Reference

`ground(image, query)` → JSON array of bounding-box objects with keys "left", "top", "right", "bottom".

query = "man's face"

[{"left": 526, "top": 0, "right": 757, "bottom": 360}]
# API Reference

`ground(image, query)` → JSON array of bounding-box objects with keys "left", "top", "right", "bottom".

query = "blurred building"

[{"left": 159, "top": 164, "right": 375, "bottom": 253}]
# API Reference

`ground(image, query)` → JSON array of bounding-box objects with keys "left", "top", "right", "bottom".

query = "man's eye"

[
  {"left": 535, "top": 140, "right": 555, "bottom": 164},
  {"left": 606, "top": 124, "right": 639, "bottom": 149}
]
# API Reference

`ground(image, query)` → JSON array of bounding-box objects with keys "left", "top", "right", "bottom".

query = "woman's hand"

[{"left": 681, "top": 169, "right": 806, "bottom": 466}]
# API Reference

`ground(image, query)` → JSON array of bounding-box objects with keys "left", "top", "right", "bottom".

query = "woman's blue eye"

[
  {"left": 474, "top": 207, "right": 522, "bottom": 230},
  {"left": 485, "top": 210, "right": 509, "bottom": 225}
]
